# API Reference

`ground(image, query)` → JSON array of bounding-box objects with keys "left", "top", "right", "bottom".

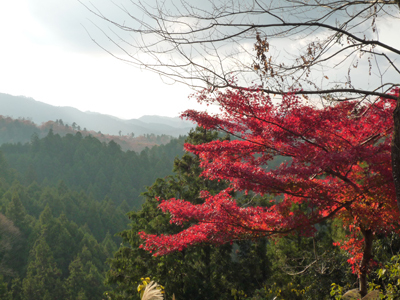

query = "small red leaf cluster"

[{"left": 139, "top": 87, "right": 399, "bottom": 271}]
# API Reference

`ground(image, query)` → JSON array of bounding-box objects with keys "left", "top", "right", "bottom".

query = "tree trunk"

[
  {"left": 392, "top": 96, "right": 400, "bottom": 211},
  {"left": 359, "top": 229, "right": 373, "bottom": 297}
]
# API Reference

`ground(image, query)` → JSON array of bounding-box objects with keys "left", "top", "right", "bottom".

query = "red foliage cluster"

[{"left": 139, "top": 87, "right": 399, "bottom": 271}]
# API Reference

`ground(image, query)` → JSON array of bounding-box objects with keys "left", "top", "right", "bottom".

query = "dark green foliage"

[
  {"left": 0, "top": 122, "right": 192, "bottom": 299},
  {"left": 0, "top": 135, "right": 159, "bottom": 299},
  {"left": 0, "top": 177, "right": 128, "bottom": 299},
  {"left": 22, "top": 234, "right": 64, "bottom": 300},
  {"left": 0, "top": 213, "right": 22, "bottom": 278},
  {"left": 106, "top": 128, "right": 274, "bottom": 299},
  {"left": 1, "top": 131, "right": 185, "bottom": 208}
]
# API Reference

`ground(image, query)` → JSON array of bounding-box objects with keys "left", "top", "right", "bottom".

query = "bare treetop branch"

[{"left": 82, "top": 0, "right": 399, "bottom": 104}]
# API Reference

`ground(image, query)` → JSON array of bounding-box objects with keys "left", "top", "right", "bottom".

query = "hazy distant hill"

[
  {"left": 137, "top": 115, "right": 191, "bottom": 128},
  {"left": 0, "top": 93, "right": 194, "bottom": 136},
  {"left": 0, "top": 115, "right": 180, "bottom": 152}
]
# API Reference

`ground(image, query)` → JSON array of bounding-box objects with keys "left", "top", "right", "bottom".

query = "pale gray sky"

[
  {"left": 1, "top": 1, "right": 399, "bottom": 120},
  {"left": 0, "top": 0, "right": 200, "bottom": 119}
]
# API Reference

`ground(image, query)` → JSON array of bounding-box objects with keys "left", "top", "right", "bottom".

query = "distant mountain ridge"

[{"left": 0, "top": 93, "right": 194, "bottom": 136}]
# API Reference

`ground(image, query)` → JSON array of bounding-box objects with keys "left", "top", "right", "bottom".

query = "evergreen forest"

[
  {"left": 0, "top": 125, "right": 185, "bottom": 299},
  {"left": 0, "top": 122, "right": 399, "bottom": 299},
  {"left": 0, "top": 115, "right": 178, "bottom": 152}
]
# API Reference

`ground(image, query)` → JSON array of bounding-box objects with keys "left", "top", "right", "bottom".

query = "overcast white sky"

[
  {"left": 1, "top": 1, "right": 399, "bottom": 120},
  {"left": 0, "top": 0, "right": 201, "bottom": 119}
]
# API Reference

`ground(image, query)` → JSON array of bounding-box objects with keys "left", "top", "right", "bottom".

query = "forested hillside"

[
  {"left": 0, "top": 125, "right": 399, "bottom": 299},
  {"left": 0, "top": 159, "right": 126, "bottom": 299},
  {"left": 0, "top": 115, "right": 178, "bottom": 152},
  {"left": 0, "top": 129, "right": 185, "bottom": 209},
  {"left": 0, "top": 127, "right": 186, "bottom": 299}
]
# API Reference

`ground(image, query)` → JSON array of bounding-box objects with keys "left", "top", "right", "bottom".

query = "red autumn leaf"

[{"left": 140, "top": 86, "right": 400, "bottom": 276}]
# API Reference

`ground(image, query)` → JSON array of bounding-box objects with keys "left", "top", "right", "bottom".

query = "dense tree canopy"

[
  {"left": 0, "top": 127, "right": 190, "bottom": 299},
  {"left": 0, "top": 130, "right": 185, "bottom": 208}
]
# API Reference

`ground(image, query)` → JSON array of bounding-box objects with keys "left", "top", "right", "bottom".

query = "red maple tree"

[{"left": 139, "top": 87, "right": 400, "bottom": 295}]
